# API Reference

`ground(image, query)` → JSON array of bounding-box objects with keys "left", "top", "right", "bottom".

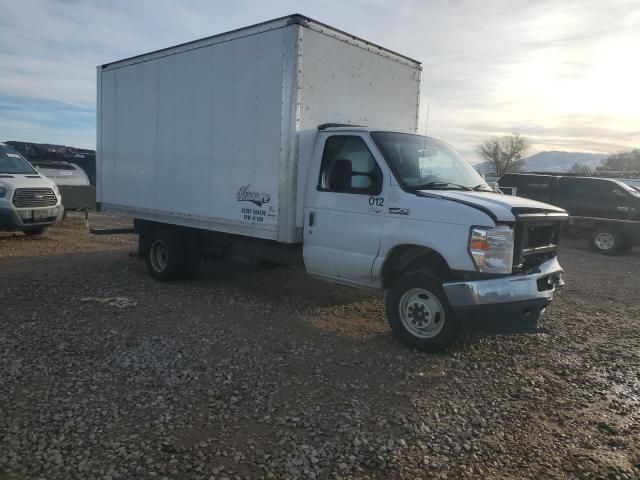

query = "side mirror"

[{"left": 487, "top": 181, "right": 501, "bottom": 193}]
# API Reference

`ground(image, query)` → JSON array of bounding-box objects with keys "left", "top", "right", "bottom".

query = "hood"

[
  {"left": 417, "top": 190, "right": 567, "bottom": 222},
  {"left": 0, "top": 174, "right": 59, "bottom": 191}
]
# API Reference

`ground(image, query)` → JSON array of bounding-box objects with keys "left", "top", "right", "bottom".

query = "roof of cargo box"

[{"left": 100, "top": 14, "right": 421, "bottom": 70}]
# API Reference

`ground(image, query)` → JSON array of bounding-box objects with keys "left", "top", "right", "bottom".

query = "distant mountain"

[
  {"left": 520, "top": 151, "right": 607, "bottom": 172},
  {"left": 475, "top": 151, "right": 607, "bottom": 174}
]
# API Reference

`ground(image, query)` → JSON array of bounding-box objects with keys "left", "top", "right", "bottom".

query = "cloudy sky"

[{"left": 1, "top": 0, "right": 638, "bottom": 161}]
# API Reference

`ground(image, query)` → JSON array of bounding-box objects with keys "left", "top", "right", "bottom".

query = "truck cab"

[
  {"left": 302, "top": 128, "right": 567, "bottom": 349},
  {"left": 0, "top": 143, "right": 64, "bottom": 236}
]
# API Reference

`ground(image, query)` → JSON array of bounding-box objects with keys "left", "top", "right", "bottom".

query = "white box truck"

[{"left": 97, "top": 14, "right": 567, "bottom": 352}]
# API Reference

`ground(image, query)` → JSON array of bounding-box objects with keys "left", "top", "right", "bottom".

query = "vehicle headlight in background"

[
  {"left": 0, "top": 186, "right": 6, "bottom": 198},
  {"left": 469, "top": 226, "right": 514, "bottom": 274}
]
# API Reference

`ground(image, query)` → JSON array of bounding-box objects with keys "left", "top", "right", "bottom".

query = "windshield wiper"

[
  {"left": 471, "top": 183, "right": 493, "bottom": 191},
  {"left": 416, "top": 181, "right": 473, "bottom": 191}
]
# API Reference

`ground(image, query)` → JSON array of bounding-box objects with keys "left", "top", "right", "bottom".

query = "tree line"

[
  {"left": 598, "top": 149, "right": 640, "bottom": 174},
  {"left": 476, "top": 134, "right": 639, "bottom": 177}
]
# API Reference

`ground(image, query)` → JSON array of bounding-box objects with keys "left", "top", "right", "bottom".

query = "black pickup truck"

[{"left": 499, "top": 173, "right": 640, "bottom": 255}]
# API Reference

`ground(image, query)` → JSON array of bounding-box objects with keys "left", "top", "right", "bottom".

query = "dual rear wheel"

[{"left": 144, "top": 229, "right": 201, "bottom": 281}]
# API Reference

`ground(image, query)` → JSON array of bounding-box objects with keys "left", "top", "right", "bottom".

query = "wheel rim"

[
  {"left": 149, "top": 239, "right": 168, "bottom": 272},
  {"left": 594, "top": 232, "right": 615, "bottom": 250},
  {"left": 398, "top": 288, "right": 446, "bottom": 339}
]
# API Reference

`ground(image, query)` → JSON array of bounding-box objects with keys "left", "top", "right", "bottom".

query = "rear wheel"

[
  {"left": 145, "top": 229, "right": 186, "bottom": 281},
  {"left": 386, "top": 271, "right": 460, "bottom": 352},
  {"left": 590, "top": 228, "right": 624, "bottom": 255},
  {"left": 23, "top": 227, "right": 45, "bottom": 237}
]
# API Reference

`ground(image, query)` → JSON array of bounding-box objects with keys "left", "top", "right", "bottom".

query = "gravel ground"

[{"left": 1, "top": 214, "right": 639, "bottom": 480}]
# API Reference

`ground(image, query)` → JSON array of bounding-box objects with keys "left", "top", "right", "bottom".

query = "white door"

[{"left": 303, "top": 134, "right": 387, "bottom": 286}]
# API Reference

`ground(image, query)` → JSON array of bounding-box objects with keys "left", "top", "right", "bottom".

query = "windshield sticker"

[{"left": 6, "top": 153, "right": 21, "bottom": 158}]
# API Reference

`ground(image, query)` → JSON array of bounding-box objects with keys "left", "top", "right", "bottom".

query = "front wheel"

[
  {"left": 590, "top": 228, "right": 624, "bottom": 255},
  {"left": 385, "top": 271, "right": 461, "bottom": 352}
]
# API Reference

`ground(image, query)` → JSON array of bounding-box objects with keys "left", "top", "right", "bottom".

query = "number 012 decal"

[{"left": 368, "top": 196, "right": 384, "bottom": 207}]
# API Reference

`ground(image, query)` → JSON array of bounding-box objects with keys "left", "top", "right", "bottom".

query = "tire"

[
  {"left": 23, "top": 227, "right": 45, "bottom": 237},
  {"left": 145, "top": 229, "right": 186, "bottom": 281},
  {"left": 590, "top": 228, "right": 624, "bottom": 255},
  {"left": 385, "top": 271, "right": 460, "bottom": 353}
]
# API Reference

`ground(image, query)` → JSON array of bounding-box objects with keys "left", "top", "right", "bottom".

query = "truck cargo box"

[{"left": 97, "top": 14, "right": 421, "bottom": 242}]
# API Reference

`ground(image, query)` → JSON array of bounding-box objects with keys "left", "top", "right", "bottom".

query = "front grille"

[
  {"left": 513, "top": 220, "right": 563, "bottom": 270},
  {"left": 13, "top": 188, "right": 57, "bottom": 208}
]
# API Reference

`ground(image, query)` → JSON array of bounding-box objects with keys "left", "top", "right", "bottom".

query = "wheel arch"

[
  {"left": 135, "top": 218, "right": 202, "bottom": 259},
  {"left": 380, "top": 244, "right": 451, "bottom": 289}
]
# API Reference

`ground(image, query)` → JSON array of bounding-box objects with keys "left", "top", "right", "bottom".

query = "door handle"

[{"left": 309, "top": 211, "right": 315, "bottom": 227}]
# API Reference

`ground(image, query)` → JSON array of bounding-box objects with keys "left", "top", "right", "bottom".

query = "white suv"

[{"left": 0, "top": 143, "right": 64, "bottom": 236}]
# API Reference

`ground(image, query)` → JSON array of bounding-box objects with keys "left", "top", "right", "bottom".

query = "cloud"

[
  {"left": 0, "top": 95, "right": 94, "bottom": 147},
  {"left": 0, "top": 0, "right": 638, "bottom": 160}
]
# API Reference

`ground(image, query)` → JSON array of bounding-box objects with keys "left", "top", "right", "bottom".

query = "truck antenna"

[
  {"left": 422, "top": 102, "right": 430, "bottom": 156},
  {"left": 420, "top": 102, "right": 430, "bottom": 178}
]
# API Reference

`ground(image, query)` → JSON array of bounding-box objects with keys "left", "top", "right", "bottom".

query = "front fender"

[{"left": 372, "top": 195, "right": 495, "bottom": 287}]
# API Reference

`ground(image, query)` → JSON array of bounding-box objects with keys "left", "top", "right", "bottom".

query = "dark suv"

[{"left": 499, "top": 173, "right": 640, "bottom": 255}]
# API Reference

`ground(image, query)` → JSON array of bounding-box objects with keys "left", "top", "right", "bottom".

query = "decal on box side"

[
  {"left": 236, "top": 184, "right": 276, "bottom": 224},
  {"left": 236, "top": 184, "right": 271, "bottom": 207}
]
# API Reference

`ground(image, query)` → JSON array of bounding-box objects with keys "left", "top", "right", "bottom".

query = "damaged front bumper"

[{"left": 443, "top": 257, "right": 564, "bottom": 334}]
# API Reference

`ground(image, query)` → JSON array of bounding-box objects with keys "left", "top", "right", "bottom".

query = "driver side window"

[{"left": 317, "top": 136, "right": 382, "bottom": 195}]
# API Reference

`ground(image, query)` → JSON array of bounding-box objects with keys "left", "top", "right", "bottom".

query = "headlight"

[
  {"left": 469, "top": 226, "right": 514, "bottom": 274},
  {"left": 0, "top": 186, "right": 6, "bottom": 198},
  {"left": 51, "top": 183, "right": 60, "bottom": 195}
]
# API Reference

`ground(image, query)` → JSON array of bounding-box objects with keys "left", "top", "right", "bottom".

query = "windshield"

[
  {"left": 614, "top": 180, "right": 640, "bottom": 198},
  {"left": 370, "top": 132, "right": 488, "bottom": 192},
  {"left": 0, "top": 145, "right": 36, "bottom": 174}
]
